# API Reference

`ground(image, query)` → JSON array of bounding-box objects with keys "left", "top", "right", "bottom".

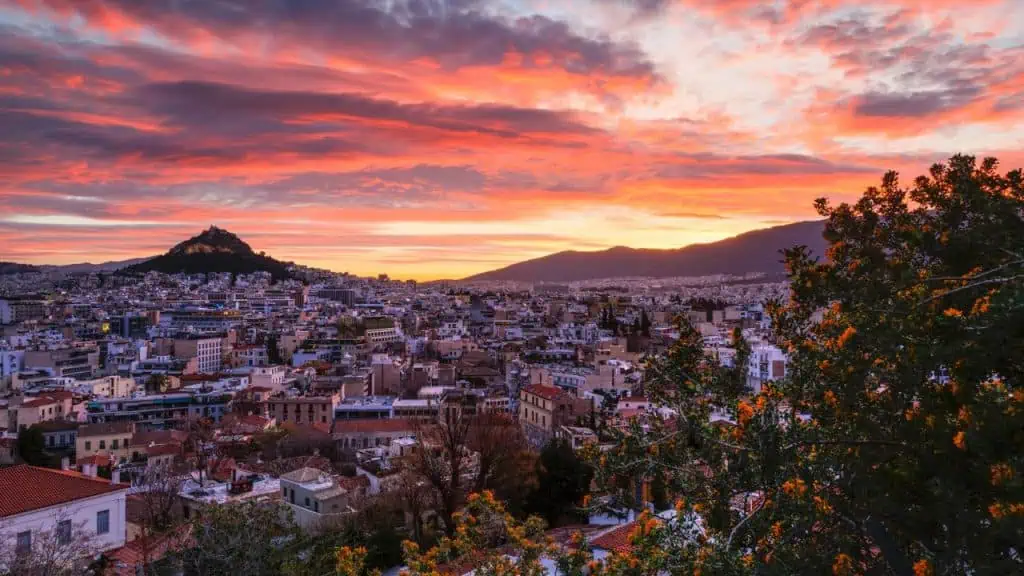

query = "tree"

[
  {"left": 410, "top": 409, "right": 473, "bottom": 535},
  {"left": 398, "top": 491, "right": 550, "bottom": 576},
  {"left": 640, "top": 309, "right": 652, "bottom": 337},
  {"left": 527, "top": 439, "right": 592, "bottom": 527},
  {"left": 468, "top": 413, "right": 536, "bottom": 518},
  {"left": 265, "top": 334, "right": 284, "bottom": 365},
  {"left": 587, "top": 155, "right": 1024, "bottom": 576},
  {"left": 0, "top": 510, "right": 99, "bottom": 576},
  {"left": 173, "top": 501, "right": 303, "bottom": 576},
  {"left": 17, "top": 426, "right": 48, "bottom": 467},
  {"left": 146, "top": 373, "right": 169, "bottom": 394},
  {"left": 132, "top": 464, "right": 186, "bottom": 573}
]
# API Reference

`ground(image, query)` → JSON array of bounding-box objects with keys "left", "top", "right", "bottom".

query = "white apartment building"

[{"left": 365, "top": 326, "right": 403, "bottom": 345}]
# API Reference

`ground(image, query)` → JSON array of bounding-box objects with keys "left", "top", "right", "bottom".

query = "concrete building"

[
  {"left": 279, "top": 467, "right": 364, "bottom": 532},
  {"left": 76, "top": 422, "right": 135, "bottom": 464},
  {"left": 0, "top": 465, "right": 129, "bottom": 571},
  {"left": 23, "top": 347, "right": 99, "bottom": 380},
  {"left": 333, "top": 419, "right": 416, "bottom": 452},
  {"left": 519, "top": 384, "right": 593, "bottom": 448},
  {"left": 172, "top": 336, "right": 222, "bottom": 374},
  {"left": 266, "top": 393, "right": 340, "bottom": 427}
]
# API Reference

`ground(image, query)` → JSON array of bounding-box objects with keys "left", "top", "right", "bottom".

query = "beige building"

[
  {"left": 77, "top": 421, "right": 135, "bottom": 464},
  {"left": 333, "top": 419, "right": 416, "bottom": 452},
  {"left": 266, "top": 393, "right": 339, "bottom": 427},
  {"left": 23, "top": 347, "right": 99, "bottom": 379},
  {"left": 11, "top": 391, "right": 74, "bottom": 431},
  {"left": 76, "top": 375, "right": 136, "bottom": 398},
  {"left": 519, "top": 384, "right": 593, "bottom": 448}
]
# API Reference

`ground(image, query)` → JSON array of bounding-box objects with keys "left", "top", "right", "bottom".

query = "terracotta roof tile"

[
  {"left": 590, "top": 522, "right": 636, "bottom": 554},
  {"left": 332, "top": 418, "right": 416, "bottom": 435},
  {"left": 0, "top": 465, "right": 129, "bottom": 518},
  {"left": 523, "top": 384, "right": 565, "bottom": 401}
]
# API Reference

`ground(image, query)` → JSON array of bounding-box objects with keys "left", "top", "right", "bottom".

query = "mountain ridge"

[{"left": 463, "top": 220, "right": 828, "bottom": 282}]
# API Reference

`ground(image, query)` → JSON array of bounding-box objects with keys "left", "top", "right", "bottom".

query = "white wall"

[{"left": 0, "top": 489, "right": 128, "bottom": 563}]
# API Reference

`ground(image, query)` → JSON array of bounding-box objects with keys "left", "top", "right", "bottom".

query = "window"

[
  {"left": 305, "top": 497, "right": 310, "bottom": 507},
  {"left": 16, "top": 531, "right": 31, "bottom": 555},
  {"left": 112, "top": 439, "right": 118, "bottom": 449},
  {"left": 321, "top": 416, "right": 327, "bottom": 423},
  {"left": 97, "top": 510, "right": 110, "bottom": 534},
  {"left": 48, "top": 436, "right": 55, "bottom": 447},
  {"left": 57, "top": 520, "right": 71, "bottom": 545},
  {"left": 85, "top": 441, "right": 91, "bottom": 451},
  {"left": 99, "top": 440, "right": 106, "bottom": 450},
  {"left": 314, "top": 501, "right": 319, "bottom": 512}
]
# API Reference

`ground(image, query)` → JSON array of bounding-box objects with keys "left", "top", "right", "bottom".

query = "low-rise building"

[
  {"left": 266, "top": 393, "right": 339, "bottom": 427},
  {"left": 519, "top": 384, "right": 593, "bottom": 448},
  {"left": 0, "top": 465, "right": 129, "bottom": 570},
  {"left": 76, "top": 422, "right": 135, "bottom": 464},
  {"left": 279, "top": 467, "right": 366, "bottom": 532}
]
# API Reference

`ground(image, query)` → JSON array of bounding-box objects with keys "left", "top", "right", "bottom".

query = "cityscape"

[{"left": 1, "top": 1, "right": 1022, "bottom": 576}]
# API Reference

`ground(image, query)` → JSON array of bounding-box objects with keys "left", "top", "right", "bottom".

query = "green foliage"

[
  {"left": 17, "top": 426, "right": 48, "bottom": 466},
  {"left": 585, "top": 155, "right": 1024, "bottom": 575},
  {"left": 527, "top": 439, "right": 593, "bottom": 527},
  {"left": 173, "top": 502, "right": 304, "bottom": 576},
  {"left": 266, "top": 334, "right": 284, "bottom": 365}
]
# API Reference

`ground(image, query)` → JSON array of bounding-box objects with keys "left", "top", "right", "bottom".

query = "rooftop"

[{"left": 0, "top": 465, "right": 129, "bottom": 518}]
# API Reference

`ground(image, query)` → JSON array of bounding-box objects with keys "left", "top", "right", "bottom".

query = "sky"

[{"left": 1, "top": 0, "right": 1023, "bottom": 280}]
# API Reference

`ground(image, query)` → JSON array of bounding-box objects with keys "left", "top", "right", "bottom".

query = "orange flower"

[
  {"left": 742, "top": 554, "right": 754, "bottom": 568},
  {"left": 837, "top": 326, "right": 857, "bottom": 348},
  {"left": 814, "top": 496, "right": 833, "bottom": 514},
  {"left": 971, "top": 295, "right": 991, "bottom": 315},
  {"left": 943, "top": 308, "right": 963, "bottom": 318},
  {"left": 989, "top": 503, "right": 1005, "bottom": 519},
  {"left": 953, "top": 431, "right": 966, "bottom": 450},
  {"left": 912, "top": 559, "right": 933, "bottom": 576},
  {"left": 824, "top": 390, "right": 838, "bottom": 407},
  {"left": 832, "top": 553, "right": 854, "bottom": 576},
  {"left": 957, "top": 406, "right": 971, "bottom": 425},
  {"left": 782, "top": 478, "right": 807, "bottom": 498},
  {"left": 737, "top": 400, "right": 754, "bottom": 426},
  {"left": 770, "top": 522, "right": 783, "bottom": 539}
]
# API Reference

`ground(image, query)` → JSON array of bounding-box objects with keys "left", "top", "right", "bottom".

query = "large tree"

[
  {"left": 527, "top": 438, "right": 593, "bottom": 527},
  {"left": 173, "top": 502, "right": 304, "bottom": 576},
  {"left": 588, "top": 155, "right": 1024, "bottom": 575}
]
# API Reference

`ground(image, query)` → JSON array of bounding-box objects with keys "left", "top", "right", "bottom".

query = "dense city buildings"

[{"left": 0, "top": 263, "right": 790, "bottom": 572}]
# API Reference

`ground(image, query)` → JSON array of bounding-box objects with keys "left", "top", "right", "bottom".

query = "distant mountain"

[
  {"left": 55, "top": 258, "right": 151, "bottom": 274},
  {"left": 125, "top": 226, "right": 291, "bottom": 279},
  {"left": 464, "top": 220, "right": 828, "bottom": 282},
  {"left": 0, "top": 261, "right": 41, "bottom": 275}
]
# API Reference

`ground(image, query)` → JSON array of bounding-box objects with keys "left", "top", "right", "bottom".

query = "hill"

[
  {"left": 0, "top": 262, "right": 42, "bottom": 275},
  {"left": 463, "top": 220, "right": 827, "bottom": 282},
  {"left": 56, "top": 258, "right": 151, "bottom": 274},
  {"left": 125, "top": 227, "right": 291, "bottom": 280}
]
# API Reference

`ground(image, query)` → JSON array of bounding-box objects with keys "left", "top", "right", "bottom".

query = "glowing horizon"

[{"left": 1, "top": 0, "right": 1022, "bottom": 280}]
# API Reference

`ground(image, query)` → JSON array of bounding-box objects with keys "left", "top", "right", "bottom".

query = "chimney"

[
  {"left": 111, "top": 469, "right": 121, "bottom": 485},
  {"left": 61, "top": 456, "right": 70, "bottom": 471}
]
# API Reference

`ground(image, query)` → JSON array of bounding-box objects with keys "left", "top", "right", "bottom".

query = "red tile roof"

[
  {"left": 77, "top": 454, "right": 114, "bottom": 467},
  {"left": 523, "top": 384, "right": 565, "bottom": 401},
  {"left": 332, "top": 418, "right": 416, "bottom": 435},
  {"left": 104, "top": 525, "right": 191, "bottom": 576},
  {"left": 590, "top": 522, "right": 636, "bottom": 553},
  {"left": 0, "top": 465, "right": 129, "bottom": 518}
]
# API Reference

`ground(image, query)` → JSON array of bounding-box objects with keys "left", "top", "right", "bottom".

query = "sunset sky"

[{"left": 2, "top": 0, "right": 1023, "bottom": 279}]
